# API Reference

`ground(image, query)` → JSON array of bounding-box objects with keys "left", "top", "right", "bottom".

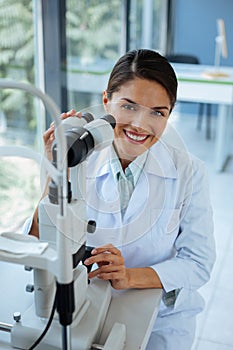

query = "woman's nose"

[{"left": 132, "top": 108, "right": 147, "bottom": 128}]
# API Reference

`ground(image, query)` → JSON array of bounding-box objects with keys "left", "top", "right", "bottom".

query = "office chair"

[{"left": 166, "top": 54, "right": 212, "bottom": 139}]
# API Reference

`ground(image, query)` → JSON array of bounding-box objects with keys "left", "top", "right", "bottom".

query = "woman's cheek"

[{"left": 152, "top": 120, "right": 168, "bottom": 137}]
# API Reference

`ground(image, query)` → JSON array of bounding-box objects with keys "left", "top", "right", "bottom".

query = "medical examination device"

[{"left": 0, "top": 80, "right": 160, "bottom": 350}]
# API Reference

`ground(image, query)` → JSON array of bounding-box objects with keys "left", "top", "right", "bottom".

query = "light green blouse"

[{"left": 110, "top": 145, "right": 148, "bottom": 216}]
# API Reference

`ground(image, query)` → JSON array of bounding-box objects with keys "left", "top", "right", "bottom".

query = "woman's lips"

[{"left": 124, "top": 130, "right": 149, "bottom": 143}]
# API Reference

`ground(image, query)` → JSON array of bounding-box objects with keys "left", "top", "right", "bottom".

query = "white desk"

[
  {"left": 0, "top": 261, "right": 162, "bottom": 349},
  {"left": 173, "top": 63, "right": 233, "bottom": 171}
]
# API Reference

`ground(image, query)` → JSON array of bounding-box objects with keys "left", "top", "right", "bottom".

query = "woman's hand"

[
  {"left": 84, "top": 244, "right": 163, "bottom": 290},
  {"left": 43, "top": 109, "right": 82, "bottom": 160},
  {"left": 30, "top": 109, "right": 82, "bottom": 238},
  {"left": 84, "top": 244, "right": 130, "bottom": 290}
]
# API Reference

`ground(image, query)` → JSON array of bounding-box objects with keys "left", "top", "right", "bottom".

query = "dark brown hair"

[{"left": 106, "top": 49, "right": 177, "bottom": 109}]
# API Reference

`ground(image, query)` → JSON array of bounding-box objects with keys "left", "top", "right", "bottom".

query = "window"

[
  {"left": 0, "top": 0, "right": 39, "bottom": 148},
  {"left": 65, "top": 0, "right": 169, "bottom": 114},
  {"left": 0, "top": 0, "right": 169, "bottom": 232},
  {"left": 129, "top": 0, "right": 168, "bottom": 53},
  {"left": 0, "top": 0, "right": 41, "bottom": 232},
  {"left": 66, "top": 0, "right": 122, "bottom": 112}
]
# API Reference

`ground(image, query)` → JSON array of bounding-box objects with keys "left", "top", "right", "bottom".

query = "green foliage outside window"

[
  {"left": 67, "top": 0, "right": 121, "bottom": 62},
  {"left": 0, "top": 0, "right": 122, "bottom": 232},
  {"left": 0, "top": 157, "right": 40, "bottom": 232},
  {"left": 0, "top": 0, "right": 35, "bottom": 130},
  {"left": 0, "top": 0, "right": 121, "bottom": 133}
]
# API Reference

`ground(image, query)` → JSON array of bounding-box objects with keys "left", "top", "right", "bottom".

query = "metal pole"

[
  {"left": 0, "top": 322, "right": 13, "bottom": 333},
  {"left": 62, "top": 325, "right": 71, "bottom": 350}
]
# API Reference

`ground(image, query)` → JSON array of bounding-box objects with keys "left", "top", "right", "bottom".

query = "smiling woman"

[
  {"left": 102, "top": 49, "right": 176, "bottom": 169},
  {"left": 103, "top": 78, "right": 171, "bottom": 169},
  {"left": 28, "top": 49, "right": 215, "bottom": 350}
]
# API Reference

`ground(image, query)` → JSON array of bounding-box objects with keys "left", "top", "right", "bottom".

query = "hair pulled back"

[{"left": 106, "top": 49, "right": 177, "bottom": 109}]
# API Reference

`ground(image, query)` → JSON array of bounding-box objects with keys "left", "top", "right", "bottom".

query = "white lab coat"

[{"left": 85, "top": 140, "right": 216, "bottom": 350}]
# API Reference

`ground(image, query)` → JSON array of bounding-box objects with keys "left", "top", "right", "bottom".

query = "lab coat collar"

[
  {"left": 145, "top": 141, "right": 178, "bottom": 179},
  {"left": 87, "top": 141, "right": 178, "bottom": 180},
  {"left": 86, "top": 142, "right": 178, "bottom": 226}
]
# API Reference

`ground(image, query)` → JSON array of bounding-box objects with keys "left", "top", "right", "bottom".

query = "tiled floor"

[{"left": 170, "top": 109, "right": 233, "bottom": 349}]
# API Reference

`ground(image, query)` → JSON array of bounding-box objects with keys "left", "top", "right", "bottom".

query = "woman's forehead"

[{"left": 111, "top": 78, "right": 171, "bottom": 108}]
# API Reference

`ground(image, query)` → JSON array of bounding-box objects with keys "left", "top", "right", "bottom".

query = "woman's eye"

[
  {"left": 151, "top": 110, "right": 164, "bottom": 117},
  {"left": 122, "top": 104, "right": 136, "bottom": 111}
]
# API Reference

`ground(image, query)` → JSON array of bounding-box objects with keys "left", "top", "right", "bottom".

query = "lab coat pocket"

[
  {"left": 150, "top": 208, "right": 181, "bottom": 261},
  {"left": 166, "top": 209, "right": 181, "bottom": 235}
]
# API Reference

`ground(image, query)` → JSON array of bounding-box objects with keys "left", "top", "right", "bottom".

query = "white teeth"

[{"left": 126, "top": 131, "right": 147, "bottom": 141}]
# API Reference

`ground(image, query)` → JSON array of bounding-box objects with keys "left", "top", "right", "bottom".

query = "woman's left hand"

[{"left": 84, "top": 244, "right": 130, "bottom": 290}]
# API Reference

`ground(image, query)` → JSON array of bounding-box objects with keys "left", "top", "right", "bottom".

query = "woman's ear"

[{"left": 102, "top": 90, "right": 109, "bottom": 111}]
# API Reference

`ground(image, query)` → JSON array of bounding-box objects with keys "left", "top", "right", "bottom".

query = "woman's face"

[{"left": 103, "top": 78, "right": 172, "bottom": 168}]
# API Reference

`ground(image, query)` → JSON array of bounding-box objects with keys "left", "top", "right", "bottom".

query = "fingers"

[
  {"left": 44, "top": 109, "right": 82, "bottom": 159},
  {"left": 85, "top": 252, "right": 124, "bottom": 267},
  {"left": 84, "top": 245, "right": 123, "bottom": 266},
  {"left": 84, "top": 244, "right": 124, "bottom": 278},
  {"left": 88, "top": 265, "right": 123, "bottom": 280},
  {"left": 49, "top": 109, "right": 82, "bottom": 128},
  {"left": 60, "top": 109, "right": 79, "bottom": 120},
  {"left": 43, "top": 124, "right": 55, "bottom": 143},
  {"left": 42, "top": 125, "right": 55, "bottom": 160},
  {"left": 91, "top": 244, "right": 122, "bottom": 256},
  {"left": 83, "top": 244, "right": 129, "bottom": 289}
]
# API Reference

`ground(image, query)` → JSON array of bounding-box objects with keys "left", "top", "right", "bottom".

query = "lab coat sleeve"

[{"left": 151, "top": 159, "right": 216, "bottom": 293}]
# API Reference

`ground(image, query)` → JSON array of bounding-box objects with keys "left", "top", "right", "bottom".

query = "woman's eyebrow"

[
  {"left": 151, "top": 106, "right": 170, "bottom": 111},
  {"left": 121, "top": 98, "right": 170, "bottom": 111},
  {"left": 121, "top": 98, "right": 137, "bottom": 104}
]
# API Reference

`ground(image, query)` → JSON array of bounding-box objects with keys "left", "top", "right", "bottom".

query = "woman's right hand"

[
  {"left": 43, "top": 109, "right": 82, "bottom": 160},
  {"left": 30, "top": 109, "right": 82, "bottom": 238}
]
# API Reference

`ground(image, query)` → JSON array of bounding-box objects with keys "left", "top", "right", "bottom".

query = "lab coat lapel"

[
  {"left": 123, "top": 170, "right": 149, "bottom": 222},
  {"left": 86, "top": 148, "right": 122, "bottom": 227},
  {"left": 123, "top": 141, "right": 178, "bottom": 223}
]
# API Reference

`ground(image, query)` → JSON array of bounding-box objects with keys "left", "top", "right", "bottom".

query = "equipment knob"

[
  {"left": 13, "top": 312, "right": 21, "bottom": 322},
  {"left": 24, "top": 265, "right": 33, "bottom": 271},
  {"left": 87, "top": 220, "right": 96, "bottom": 234},
  {"left": 26, "top": 284, "right": 34, "bottom": 293}
]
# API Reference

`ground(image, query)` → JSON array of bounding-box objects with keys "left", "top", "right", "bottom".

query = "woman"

[{"left": 29, "top": 49, "right": 215, "bottom": 349}]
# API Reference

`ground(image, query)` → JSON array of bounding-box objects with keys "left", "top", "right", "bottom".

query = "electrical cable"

[{"left": 28, "top": 289, "right": 58, "bottom": 350}]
